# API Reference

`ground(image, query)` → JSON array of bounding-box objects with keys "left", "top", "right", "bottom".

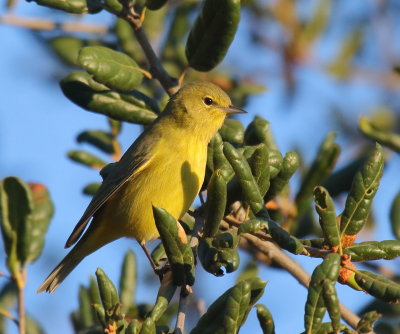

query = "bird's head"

[{"left": 167, "top": 81, "right": 246, "bottom": 141}]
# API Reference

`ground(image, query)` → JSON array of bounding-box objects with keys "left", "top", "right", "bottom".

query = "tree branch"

[
  {"left": 0, "top": 15, "right": 108, "bottom": 34},
  {"left": 221, "top": 220, "right": 364, "bottom": 330},
  {"left": 117, "top": 2, "right": 180, "bottom": 96},
  {"left": 173, "top": 211, "right": 205, "bottom": 333},
  {"left": 173, "top": 286, "right": 191, "bottom": 334},
  {"left": 245, "top": 235, "right": 362, "bottom": 329}
]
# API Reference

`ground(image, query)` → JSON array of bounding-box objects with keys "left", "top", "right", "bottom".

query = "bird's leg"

[{"left": 139, "top": 242, "right": 167, "bottom": 280}]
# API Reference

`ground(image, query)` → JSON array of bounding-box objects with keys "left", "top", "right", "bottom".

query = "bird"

[{"left": 37, "top": 81, "right": 246, "bottom": 293}]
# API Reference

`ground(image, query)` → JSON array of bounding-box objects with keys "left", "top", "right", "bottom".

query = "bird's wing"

[{"left": 64, "top": 127, "right": 161, "bottom": 248}]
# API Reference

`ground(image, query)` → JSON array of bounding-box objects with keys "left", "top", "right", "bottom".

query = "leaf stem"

[{"left": 15, "top": 268, "right": 26, "bottom": 334}]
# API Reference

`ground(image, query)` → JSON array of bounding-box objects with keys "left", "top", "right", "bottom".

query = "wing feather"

[{"left": 64, "top": 125, "right": 161, "bottom": 248}]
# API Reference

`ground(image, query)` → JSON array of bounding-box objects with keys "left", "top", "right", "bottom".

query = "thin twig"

[
  {"left": 174, "top": 286, "right": 191, "bottom": 334},
  {"left": 0, "top": 15, "right": 108, "bottom": 34},
  {"left": 173, "top": 211, "right": 205, "bottom": 333},
  {"left": 116, "top": 1, "right": 180, "bottom": 96},
  {"left": 0, "top": 309, "right": 19, "bottom": 327}
]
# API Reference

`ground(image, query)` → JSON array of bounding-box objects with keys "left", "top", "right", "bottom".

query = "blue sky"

[{"left": 1, "top": 1, "right": 400, "bottom": 333}]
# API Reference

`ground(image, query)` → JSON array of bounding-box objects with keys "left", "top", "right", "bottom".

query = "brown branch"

[
  {"left": 220, "top": 220, "right": 363, "bottom": 330},
  {"left": 116, "top": 1, "right": 180, "bottom": 96},
  {"left": 242, "top": 233, "right": 361, "bottom": 328},
  {"left": 0, "top": 15, "right": 108, "bottom": 34},
  {"left": 173, "top": 286, "right": 191, "bottom": 334},
  {"left": 173, "top": 210, "right": 205, "bottom": 333}
]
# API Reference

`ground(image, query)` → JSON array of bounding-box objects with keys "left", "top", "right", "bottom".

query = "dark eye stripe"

[{"left": 203, "top": 97, "right": 213, "bottom": 106}]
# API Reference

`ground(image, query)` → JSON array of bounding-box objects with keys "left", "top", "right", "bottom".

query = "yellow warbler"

[{"left": 38, "top": 81, "right": 245, "bottom": 293}]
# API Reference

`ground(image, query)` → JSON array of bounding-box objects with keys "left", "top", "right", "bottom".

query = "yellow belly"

[{"left": 97, "top": 138, "right": 206, "bottom": 243}]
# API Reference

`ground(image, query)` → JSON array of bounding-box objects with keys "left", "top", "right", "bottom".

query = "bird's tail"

[{"left": 37, "top": 248, "right": 84, "bottom": 293}]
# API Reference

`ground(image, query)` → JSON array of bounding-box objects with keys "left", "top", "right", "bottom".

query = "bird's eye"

[{"left": 203, "top": 97, "right": 213, "bottom": 106}]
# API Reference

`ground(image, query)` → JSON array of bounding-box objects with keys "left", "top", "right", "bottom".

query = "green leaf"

[
  {"left": 119, "top": 250, "right": 137, "bottom": 313},
  {"left": 299, "top": 322, "right": 351, "bottom": 334},
  {"left": 78, "top": 285, "right": 95, "bottom": 327},
  {"left": 61, "top": 72, "right": 158, "bottom": 125},
  {"left": 49, "top": 36, "right": 83, "bottom": 66},
  {"left": 145, "top": 0, "right": 168, "bottom": 10},
  {"left": 267, "top": 149, "right": 283, "bottom": 179},
  {"left": 224, "top": 280, "right": 251, "bottom": 333},
  {"left": 208, "top": 133, "right": 234, "bottom": 182},
  {"left": 77, "top": 130, "right": 115, "bottom": 154},
  {"left": 83, "top": 182, "right": 101, "bottom": 196},
  {"left": 92, "top": 303, "right": 106, "bottom": 327},
  {"left": 139, "top": 317, "right": 156, "bottom": 334},
  {"left": 313, "top": 186, "right": 340, "bottom": 248},
  {"left": 126, "top": 319, "right": 141, "bottom": 334},
  {"left": 0, "top": 281, "right": 17, "bottom": 310},
  {"left": 300, "top": 238, "right": 325, "bottom": 248},
  {"left": 238, "top": 219, "right": 268, "bottom": 235},
  {"left": 185, "top": 0, "right": 240, "bottom": 71},
  {"left": 340, "top": 144, "right": 383, "bottom": 237},
  {"left": 322, "top": 281, "right": 341, "bottom": 333},
  {"left": 198, "top": 235, "right": 240, "bottom": 276},
  {"left": 103, "top": 0, "right": 123, "bottom": 12},
  {"left": 88, "top": 276, "right": 101, "bottom": 305},
  {"left": 266, "top": 219, "right": 305, "bottom": 255},
  {"left": 26, "top": 315, "right": 46, "bottom": 334},
  {"left": 238, "top": 218, "right": 305, "bottom": 255},
  {"left": 359, "top": 116, "right": 400, "bottom": 153},
  {"left": 343, "top": 240, "right": 400, "bottom": 261},
  {"left": 265, "top": 151, "right": 299, "bottom": 202},
  {"left": 151, "top": 241, "right": 167, "bottom": 266},
  {"left": 223, "top": 142, "right": 264, "bottom": 214},
  {"left": 31, "top": 0, "right": 102, "bottom": 14},
  {"left": 0, "top": 177, "right": 34, "bottom": 269},
  {"left": 152, "top": 206, "right": 195, "bottom": 286},
  {"left": 304, "top": 253, "right": 340, "bottom": 334},
  {"left": 354, "top": 270, "right": 400, "bottom": 303},
  {"left": 244, "top": 116, "right": 278, "bottom": 150},
  {"left": 219, "top": 119, "right": 245, "bottom": 144},
  {"left": 149, "top": 272, "right": 177, "bottom": 322},
  {"left": 297, "top": 0, "right": 331, "bottom": 48},
  {"left": 390, "top": 192, "right": 400, "bottom": 240},
  {"left": 295, "top": 132, "right": 340, "bottom": 219},
  {"left": 95, "top": 268, "right": 119, "bottom": 313},
  {"left": 249, "top": 144, "right": 270, "bottom": 197},
  {"left": 356, "top": 311, "right": 382, "bottom": 333},
  {"left": 78, "top": 46, "right": 143, "bottom": 91},
  {"left": 190, "top": 278, "right": 266, "bottom": 334},
  {"left": 327, "top": 29, "right": 363, "bottom": 79},
  {"left": 255, "top": 304, "right": 275, "bottom": 334},
  {"left": 114, "top": 18, "right": 143, "bottom": 60},
  {"left": 68, "top": 150, "right": 107, "bottom": 169},
  {"left": 204, "top": 170, "right": 227, "bottom": 237},
  {"left": 24, "top": 183, "right": 54, "bottom": 264}
]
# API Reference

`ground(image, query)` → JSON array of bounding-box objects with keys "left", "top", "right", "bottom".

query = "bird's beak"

[{"left": 225, "top": 105, "right": 247, "bottom": 115}]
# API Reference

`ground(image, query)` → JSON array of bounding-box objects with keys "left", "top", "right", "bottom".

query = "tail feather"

[{"left": 37, "top": 251, "right": 82, "bottom": 293}]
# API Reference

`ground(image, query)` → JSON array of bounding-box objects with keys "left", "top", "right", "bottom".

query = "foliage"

[{"left": 1, "top": 0, "right": 400, "bottom": 334}]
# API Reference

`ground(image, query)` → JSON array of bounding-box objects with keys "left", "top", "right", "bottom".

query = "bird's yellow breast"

[{"left": 97, "top": 135, "right": 207, "bottom": 243}]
